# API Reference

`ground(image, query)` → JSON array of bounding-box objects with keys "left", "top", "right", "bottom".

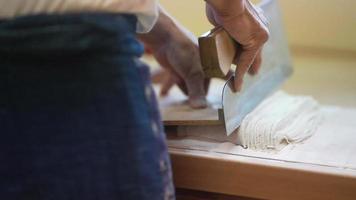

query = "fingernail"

[{"left": 189, "top": 96, "right": 208, "bottom": 109}]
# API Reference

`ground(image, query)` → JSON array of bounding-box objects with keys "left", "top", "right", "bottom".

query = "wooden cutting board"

[{"left": 155, "top": 79, "right": 225, "bottom": 126}]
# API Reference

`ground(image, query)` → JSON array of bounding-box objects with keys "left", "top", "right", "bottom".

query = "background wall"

[{"left": 160, "top": 0, "right": 356, "bottom": 53}]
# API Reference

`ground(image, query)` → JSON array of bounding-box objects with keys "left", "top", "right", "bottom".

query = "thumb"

[{"left": 184, "top": 73, "right": 208, "bottom": 109}]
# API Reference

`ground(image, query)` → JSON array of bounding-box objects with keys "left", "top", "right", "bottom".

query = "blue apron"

[{"left": 0, "top": 13, "right": 174, "bottom": 200}]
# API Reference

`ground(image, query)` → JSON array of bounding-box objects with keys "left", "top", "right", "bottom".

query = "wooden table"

[{"left": 164, "top": 51, "right": 356, "bottom": 200}]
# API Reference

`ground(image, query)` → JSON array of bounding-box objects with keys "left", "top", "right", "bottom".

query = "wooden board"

[
  {"left": 156, "top": 50, "right": 356, "bottom": 200},
  {"left": 169, "top": 148, "right": 356, "bottom": 200},
  {"left": 155, "top": 79, "right": 225, "bottom": 126},
  {"left": 166, "top": 106, "right": 356, "bottom": 199}
]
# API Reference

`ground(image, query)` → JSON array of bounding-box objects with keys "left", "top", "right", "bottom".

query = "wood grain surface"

[
  {"left": 164, "top": 52, "right": 356, "bottom": 199},
  {"left": 170, "top": 149, "right": 356, "bottom": 200}
]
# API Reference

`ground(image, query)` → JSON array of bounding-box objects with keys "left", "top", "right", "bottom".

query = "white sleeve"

[{"left": 135, "top": 0, "right": 159, "bottom": 33}]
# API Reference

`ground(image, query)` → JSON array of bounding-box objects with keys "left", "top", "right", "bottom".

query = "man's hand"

[
  {"left": 206, "top": 0, "right": 269, "bottom": 92},
  {"left": 139, "top": 6, "right": 209, "bottom": 109}
]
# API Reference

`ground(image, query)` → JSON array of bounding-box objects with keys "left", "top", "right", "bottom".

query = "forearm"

[{"left": 138, "top": 6, "right": 176, "bottom": 50}]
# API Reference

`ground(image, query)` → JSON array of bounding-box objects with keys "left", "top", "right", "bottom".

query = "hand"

[
  {"left": 139, "top": 6, "right": 209, "bottom": 109},
  {"left": 206, "top": 0, "right": 269, "bottom": 92}
]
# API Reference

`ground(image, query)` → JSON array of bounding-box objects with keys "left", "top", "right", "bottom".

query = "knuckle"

[
  {"left": 258, "top": 27, "right": 270, "bottom": 44},
  {"left": 245, "top": 27, "right": 269, "bottom": 49}
]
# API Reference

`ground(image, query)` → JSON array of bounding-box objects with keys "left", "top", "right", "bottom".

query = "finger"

[
  {"left": 232, "top": 44, "right": 243, "bottom": 66},
  {"left": 187, "top": 80, "right": 208, "bottom": 108},
  {"left": 185, "top": 77, "right": 208, "bottom": 109},
  {"left": 234, "top": 48, "right": 259, "bottom": 92},
  {"left": 155, "top": 51, "right": 190, "bottom": 96},
  {"left": 189, "top": 95, "right": 208, "bottom": 109},
  {"left": 165, "top": 45, "right": 207, "bottom": 108},
  {"left": 160, "top": 73, "right": 175, "bottom": 96},
  {"left": 169, "top": 70, "right": 190, "bottom": 96},
  {"left": 176, "top": 78, "right": 189, "bottom": 96},
  {"left": 248, "top": 49, "right": 262, "bottom": 75}
]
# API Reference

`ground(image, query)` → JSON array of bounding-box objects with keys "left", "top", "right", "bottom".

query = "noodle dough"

[
  {"left": 177, "top": 91, "right": 322, "bottom": 151},
  {"left": 237, "top": 91, "right": 322, "bottom": 150}
]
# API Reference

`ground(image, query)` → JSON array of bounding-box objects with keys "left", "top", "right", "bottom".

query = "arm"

[{"left": 139, "top": 6, "right": 208, "bottom": 109}]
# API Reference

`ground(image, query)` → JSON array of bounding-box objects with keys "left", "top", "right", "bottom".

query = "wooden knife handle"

[{"left": 198, "top": 27, "right": 237, "bottom": 78}]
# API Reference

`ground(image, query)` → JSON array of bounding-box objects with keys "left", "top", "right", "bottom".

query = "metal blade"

[{"left": 223, "top": 0, "right": 293, "bottom": 135}]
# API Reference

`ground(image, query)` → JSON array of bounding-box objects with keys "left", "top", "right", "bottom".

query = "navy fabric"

[{"left": 0, "top": 13, "right": 174, "bottom": 200}]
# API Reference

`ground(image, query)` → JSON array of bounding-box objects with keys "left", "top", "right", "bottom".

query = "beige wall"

[{"left": 160, "top": 0, "right": 356, "bottom": 52}]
